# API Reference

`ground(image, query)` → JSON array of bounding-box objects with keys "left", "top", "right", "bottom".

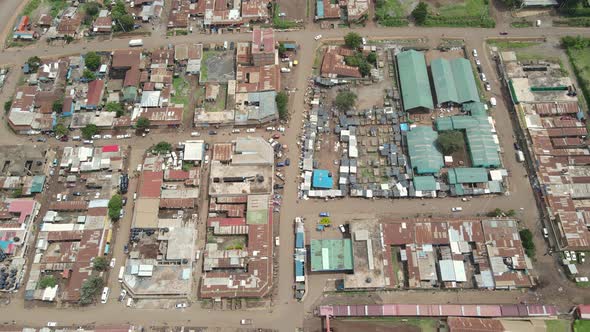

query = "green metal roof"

[
  {"left": 406, "top": 126, "right": 444, "bottom": 175},
  {"left": 310, "top": 239, "right": 353, "bottom": 272},
  {"left": 435, "top": 114, "right": 501, "bottom": 168},
  {"left": 462, "top": 102, "right": 487, "bottom": 118},
  {"left": 447, "top": 168, "right": 489, "bottom": 184},
  {"left": 450, "top": 58, "right": 480, "bottom": 104},
  {"left": 31, "top": 175, "right": 46, "bottom": 193},
  {"left": 397, "top": 50, "right": 433, "bottom": 111},
  {"left": 413, "top": 175, "right": 438, "bottom": 191},
  {"left": 431, "top": 58, "right": 459, "bottom": 105}
]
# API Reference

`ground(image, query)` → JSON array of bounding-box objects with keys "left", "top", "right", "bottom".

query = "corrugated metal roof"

[
  {"left": 397, "top": 50, "right": 433, "bottom": 111},
  {"left": 447, "top": 168, "right": 489, "bottom": 184},
  {"left": 406, "top": 127, "right": 444, "bottom": 175},
  {"left": 310, "top": 239, "right": 353, "bottom": 272},
  {"left": 431, "top": 58, "right": 459, "bottom": 105},
  {"left": 413, "top": 175, "right": 437, "bottom": 191},
  {"left": 451, "top": 58, "right": 480, "bottom": 104}
]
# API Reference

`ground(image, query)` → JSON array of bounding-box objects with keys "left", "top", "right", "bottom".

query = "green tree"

[
  {"left": 367, "top": 52, "right": 377, "bottom": 66},
  {"left": 411, "top": 2, "right": 428, "bottom": 26},
  {"left": 519, "top": 229, "right": 535, "bottom": 258},
  {"left": 136, "top": 117, "right": 150, "bottom": 129},
  {"left": 84, "top": 2, "right": 100, "bottom": 17},
  {"left": 115, "top": 14, "right": 135, "bottom": 32},
  {"left": 105, "top": 102, "right": 124, "bottom": 117},
  {"left": 108, "top": 194, "right": 123, "bottom": 221},
  {"left": 344, "top": 32, "right": 362, "bottom": 49},
  {"left": 38, "top": 275, "right": 57, "bottom": 289},
  {"left": 437, "top": 130, "right": 464, "bottom": 155},
  {"left": 4, "top": 99, "right": 12, "bottom": 112},
  {"left": 487, "top": 208, "right": 504, "bottom": 217},
  {"left": 278, "top": 43, "right": 287, "bottom": 57},
  {"left": 562, "top": 36, "right": 590, "bottom": 50},
  {"left": 52, "top": 99, "right": 64, "bottom": 113},
  {"left": 81, "top": 124, "right": 98, "bottom": 139},
  {"left": 275, "top": 91, "right": 289, "bottom": 120},
  {"left": 55, "top": 123, "right": 68, "bottom": 137},
  {"left": 85, "top": 52, "right": 101, "bottom": 71},
  {"left": 93, "top": 256, "right": 108, "bottom": 271},
  {"left": 26, "top": 56, "right": 41, "bottom": 72},
  {"left": 11, "top": 187, "right": 23, "bottom": 198},
  {"left": 83, "top": 69, "right": 96, "bottom": 81},
  {"left": 79, "top": 275, "right": 104, "bottom": 305},
  {"left": 334, "top": 91, "right": 357, "bottom": 111},
  {"left": 65, "top": 35, "right": 74, "bottom": 44},
  {"left": 152, "top": 141, "right": 172, "bottom": 154},
  {"left": 358, "top": 61, "right": 371, "bottom": 77}
]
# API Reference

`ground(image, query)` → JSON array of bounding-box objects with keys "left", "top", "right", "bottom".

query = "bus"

[
  {"left": 104, "top": 243, "right": 110, "bottom": 256},
  {"left": 101, "top": 287, "right": 110, "bottom": 304},
  {"left": 118, "top": 266, "right": 125, "bottom": 283}
]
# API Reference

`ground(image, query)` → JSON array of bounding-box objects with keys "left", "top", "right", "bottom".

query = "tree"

[
  {"left": 65, "top": 35, "right": 74, "bottom": 44},
  {"left": 344, "top": 32, "right": 362, "bottom": 49},
  {"left": 487, "top": 208, "right": 504, "bottom": 217},
  {"left": 136, "top": 117, "right": 150, "bottom": 129},
  {"left": 11, "top": 187, "right": 22, "bottom": 198},
  {"left": 85, "top": 2, "right": 100, "bottom": 17},
  {"left": 358, "top": 61, "right": 371, "bottom": 77},
  {"left": 278, "top": 43, "right": 287, "bottom": 57},
  {"left": 275, "top": 91, "right": 288, "bottom": 120},
  {"left": 55, "top": 123, "right": 69, "bottom": 137},
  {"left": 79, "top": 275, "right": 104, "bottom": 305},
  {"left": 152, "top": 141, "right": 172, "bottom": 154},
  {"left": 52, "top": 99, "right": 64, "bottom": 114},
  {"left": 92, "top": 256, "right": 108, "bottom": 271},
  {"left": 81, "top": 124, "right": 98, "bottom": 139},
  {"left": 85, "top": 52, "right": 101, "bottom": 71},
  {"left": 411, "top": 2, "right": 428, "bottom": 26},
  {"left": 562, "top": 36, "right": 590, "bottom": 50},
  {"left": 437, "top": 130, "right": 464, "bottom": 155},
  {"left": 38, "top": 275, "right": 57, "bottom": 289},
  {"left": 334, "top": 91, "right": 357, "bottom": 111},
  {"left": 105, "top": 102, "right": 124, "bottom": 117},
  {"left": 83, "top": 69, "right": 96, "bottom": 81},
  {"left": 4, "top": 99, "right": 12, "bottom": 113},
  {"left": 108, "top": 194, "right": 123, "bottom": 221},
  {"left": 519, "top": 229, "right": 535, "bottom": 258},
  {"left": 26, "top": 56, "right": 41, "bottom": 72},
  {"left": 367, "top": 52, "right": 377, "bottom": 66},
  {"left": 115, "top": 14, "right": 135, "bottom": 32}
]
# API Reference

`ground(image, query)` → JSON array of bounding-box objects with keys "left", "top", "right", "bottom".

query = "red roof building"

[
  {"left": 138, "top": 171, "right": 163, "bottom": 198},
  {"left": 102, "top": 145, "right": 120, "bottom": 153},
  {"left": 86, "top": 79, "right": 105, "bottom": 107}
]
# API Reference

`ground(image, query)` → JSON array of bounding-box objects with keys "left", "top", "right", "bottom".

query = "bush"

[
  {"left": 334, "top": 91, "right": 357, "bottom": 111},
  {"left": 344, "top": 53, "right": 371, "bottom": 77},
  {"left": 55, "top": 123, "right": 69, "bottom": 137},
  {"left": 367, "top": 52, "right": 377, "bottom": 66},
  {"left": 412, "top": 2, "right": 428, "bottom": 25},
  {"left": 83, "top": 69, "right": 96, "bottom": 81},
  {"left": 437, "top": 130, "right": 464, "bottom": 155},
  {"left": 81, "top": 124, "right": 98, "bottom": 139},
  {"left": 487, "top": 208, "right": 503, "bottom": 217},
  {"left": 519, "top": 229, "right": 535, "bottom": 257},
  {"left": 79, "top": 276, "right": 104, "bottom": 305},
  {"left": 344, "top": 32, "right": 362, "bottom": 49},
  {"left": 4, "top": 99, "right": 12, "bottom": 112},
  {"left": 85, "top": 52, "right": 101, "bottom": 71},
  {"left": 11, "top": 187, "right": 22, "bottom": 198},
  {"left": 27, "top": 56, "right": 41, "bottom": 72},
  {"left": 92, "top": 256, "right": 108, "bottom": 271},
  {"left": 152, "top": 141, "right": 172, "bottom": 155},
  {"left": 105, "top": 102, "right": 124, "bottom": 117},
  {"left": 52, "top": 99, "right": 64, "bottom": 113},
  {"left": 276, "top": 91, "right": 288, "bottom": 120},
  {"left": 84, "top": 2, "right": 100, "bottom": 17},
  {"left": 38, "top": 275, "right": 57, "bottom": 289},
  {"left": 108, "top": 194, "right": 123, "bottom": 221}
]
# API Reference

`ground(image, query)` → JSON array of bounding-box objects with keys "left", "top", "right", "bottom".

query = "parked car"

[
  {"left": 118, "top": 289, "right": 127, "bottom": 302},
  {"left": 110, "top": 258, "right": 116, "bottom": 268},
  {"left": 208, "top": 130, "right": 217, "bottom": 135},
  {"left": 500, "top": 31, "right": 508, "bottom": 35},
  {"left": 480, "top": 73, "right": 487, "bottom": 82},
  {"left": 274, "top": 184, "right": 284, "bottom": 190},
  {"left": 485, "top": 82, "right": 491, "bottom": 91},
  {"left": 285, "top": 158, "right": 291, "bottom": 166},
  {"left": 73, "top": 192, "right": 82, "bottom": 196},
  {"left": 175, "top": 303, "right": 188, "bottom": 308},
  {"left": 490, "top": 97, "right": 497, "bottom": 107},
  {"left": 246, "top": 128, "right": 256, "bottom": 133},
  {"left": 276, "top": 162, "right": 285, "bottom": 167},
  {"left": 36, "top": 137, "right": 47, "bottom": 142},
  {"left": 543, "top": 228, "right": 549, "bottom": 238},
  {"left": 472, "top": 49, "right": 478, "bottom": 57},
  {"left": 451, "top": 207, "right": 463, "bottom": 212},
  {"left": 314, "top": 35, "right": 322, "bottom": 40},
  {"left": 60, "top": 136, "right": 69, "bottom": 142},
  {"left": 338, "top": 224, "right": 346, "bottom": 233},
  {"left": 475, "top": 58, "right": 481, "bottom": 66},
  {"left": 240, "top": 319, "right": 253, "bottom": 325},
  {"left": 190, "top": 132, "right": 201, "bottom": 137},
  {"left": 319, "top": 212, "right": 330, "bottom": 217}
]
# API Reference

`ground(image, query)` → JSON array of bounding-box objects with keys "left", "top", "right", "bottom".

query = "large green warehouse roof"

[
  {"left": 397, "top": 50, "right": 434, "bottom": 111},
  {"left": 431, "top": 58, "right": 480, "bottom": 105},
  {"left": 310, "top": 239, "right": 353, "bottom": 272},
  {"left": 406, "top": 126, "right": 444, "bottom": 175}
]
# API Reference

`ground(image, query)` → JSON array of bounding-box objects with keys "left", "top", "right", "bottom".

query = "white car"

[
  {"left": 314, "top": 34, "right": 322, "bottom": 41},
  {"left": 246, "top": 128, "right": 256, "bottom": 133},
  {"left": 485, "top": 82, "right": 491, "bottom": 91},
  {"left": 175, "top": 303, "right": 188, "bottom": 308},
  {"left": 480, "top": 73, "right": 487, "bottom": 82},
  {"left": 475, "top": 59, "right": 481, "bottom": 66},
  {"left": 232, "top": 129, "right": 241, "bottom": 133},
  {"left": 339, "top": 224, "right": 346, "bottom": 233},
  {"left": 110, "top": 258, "right": 116, "bottom": 268},
  {"left": 103, "top": 134, "right": 112, "bottom": 139},
  {"left": 118, "top": 289, "right": 127, "bottom": 302},
  {"left": 490, "top": 97, "right": 497, "bottom": 107},
  {"left": 278, "top": 12, "right": 286, "bottom": 17},
  {"left": 451, "top": 207, "right": 463, "bottom": 212},
  {"left": 190, "top": 132, "right": 200, "bottom": 137},
  {"left": 472, "top": 49, "right": 478, "bottom": 57},
  {"left": 92, "top": 134, "right": 102, "bottom": 139},
  {"left": 47, "top": 322, "right": 58, "bottom": 327}
]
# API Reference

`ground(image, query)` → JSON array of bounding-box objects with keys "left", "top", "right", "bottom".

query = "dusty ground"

[
  {"left": 276, "top": 0, "right": 309, "bottom": 21},
  {"left": 329, "top": 318, "right": 428, "bottom": 332}
]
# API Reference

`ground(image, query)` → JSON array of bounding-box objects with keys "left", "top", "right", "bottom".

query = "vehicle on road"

[
  {"left": 101, "top": 287, "right": 110, "bottom": 304},
  {"left": 339, "top": 224, "right": 346, "bottom": 233},
  {"left": 516, "top": 150, "right": 525, "bottom": 162},
  {"left": 175, "top": 303, "right": 188, "bottom": 308},
  {"left": 500, "top": 31, "right": 508, "bottom": 35},
  {"left": 47, "top": 322, "right": 57, "bottom": 327},
  {"left": 275, "top": 236, "right": 280, "bottom": 246},
  {"left": 110, "top": 258, "right": 116, "bottom": 268},
  {"left": 118, "top": 289, "right": 127, "bottom": 302},
  {"left": 543, "top": 228, "right": 549, "bottom": 238},
  {"left": 472, "top": 49, "right": 478, "bottom": 57},
  {"left": 240, "top": 319, "right": 253, "bottom": 325},
  {"left": 319, "top": 212, "right": 330, "bottom": 217},
  {"left": 36, "top": 137, "right": 47, "bottom": 142},
  {"left": 490, "top": 97, "right": 497, "bottom": 107},
  {"left": 118, "top": 266, "right": 125, "bottom": 282},
  {"left": 480, "top": 73, "right": 487, "bottom": 82},
  {"left": 246, "top": 128, "right": 256, "bottom": 133},
  {"left": 129, "top": 39, "right": 143, "bottom": 47},
  {"left": 276, "top": 162, "right": 285, "bottom": 167},
  {"left": 485, "top": 82, "right": 491, "bottom": 91},
  {"left": 280, "top": 67, "right": 291, "bottom": 73},
  {"left": 208, "top": 130, "right": 217, "bottom": 135},
  {"left": 451, "top": 207, "right": 463, "bottom": 212},
  {"left": 314, "top": 35, "right": 322, "bottom": 40},
  {"left": 278, "top": 12, "right": 286, "bottom": 17},
  {"left": 126, "top": 297, "right": 133, "bottom": 307},
  {"left": 190, "top": 131, "right": 200, "bottom": 137},
  {"left": 232, "top": 129, "right": 241, "bottom": 133},
  {"left": 73, "top": 192, "right": 82, "bottom": 196},
  {"left": 475, "top": 58, "right": 481, "bottom": 66},
  {"left": 285, "top": 158, "right": 291, "bottom": 166},
  {"left": 536, "top": 19, "right": 541, "bottom": 27},
  {"left": 274, "top": 184, "right": 284, "bottom": 190}
]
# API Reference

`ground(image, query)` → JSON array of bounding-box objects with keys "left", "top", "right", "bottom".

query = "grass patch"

[
  {"left": 511, "top": 20, "right": 533, "bottom": 28},
  {"left": 487, "top": 40, "right": 540, "bottom": 50},
  {"left": 273, "top": 3, "right": 298, "bottom": 29},
  {"left": 200, "top": 51, "right": 215, "bottom": 83},
  {"left": 343, "top": 317, "right": 437, "bottom": 332},
  {"left": 375, "top": 0, "right": 409, "bottom": 26},
  {"left": 564, "top": 39, "right": 590, "bottom": 126},
  {"left": 546, "top": 320, "right": 570, "bottom": 332},
  {"left": 575, "top": 281, "right": 590, "bottom": 288},
  {"left": 574, "top": 320, "right": 590, "bottom": 332},
  {"left": 424, "top": 0, "right": 494, "bottom": 27},
  {"left": 49, "top": 0, "right": 68, "bottom": 18},
  {"left": 23, "top": 0, "right": 42, "bottom": 16},
  {"left": 171, "top": 76, "right": 189, "bottom": 106}
]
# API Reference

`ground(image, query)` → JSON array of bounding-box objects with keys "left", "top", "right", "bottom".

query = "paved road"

[{"left": 1, "top": 8, "right": 590, "bottom": 330}]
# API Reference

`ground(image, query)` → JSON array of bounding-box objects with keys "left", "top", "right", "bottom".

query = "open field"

[{"left": 424, "top": 0, "right": 494, "bottom": 27}]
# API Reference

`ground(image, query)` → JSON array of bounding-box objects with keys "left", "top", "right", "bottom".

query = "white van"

[
  {"left": 246, "top": 128, "right": 256, "bottom": 133},
  {"left": 101, "top": 287, "right": 110, "bottom": 304},
  {"left": 275, "top": 236, "right": 280, "bottom": 246},
  {"left": 190, "top": 131, "right": 200, "bottom": 137},
  {"left": 118, "top": 266, "right": 125, "bottom": 282},
  {"left": 72, "top": 136, "right": 81, "bottom": 141},
  {"left": 129, "top": 39, "right": 143, "bottom": 47},
  {"left": 490, "top": 97, "right": 497, "bottom": 107}
]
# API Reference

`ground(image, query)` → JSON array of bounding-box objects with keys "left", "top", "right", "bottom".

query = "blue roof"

[
  {"left": 296, "top": 232, "right": 304, "bottom": 248},
  {"left": 31, "top": 175, "right": 46, "bottom": 193},
  {"left": 312, "top": 169, "right": 333, "bottom": 189},
  {"left": 316, "top": 0, "right": 324, "bottom": 18},
  {"left": 283, "top": 43, "right": 297, "bottom": 50},
  {"left": 295, "top": 260, "right": 304, "bottom": 277}
]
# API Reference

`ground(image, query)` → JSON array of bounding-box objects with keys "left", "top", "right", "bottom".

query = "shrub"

[
  {"left": 108, "top": 194, "right": 123, "bottom": 221},
  {"left": 334, "top": 91, "right": 357, "bottom": 111},
  {"left": 38, "top": 275, "right": 57, "bottom": 289},
  {"left": 437, "top": 130, "right": 464, "bottom": 155},
  {"left": 344, "top": 32, "right": 362, "bottom": 49},
  {"left": 79, "top": 276, "right": 104, "bottom": 305},
  {"left": 92, "top": 256, "right": 108, "bottom": 271},
  {"left": 276, "top": 91, "right": 288, "bottom": 120}
]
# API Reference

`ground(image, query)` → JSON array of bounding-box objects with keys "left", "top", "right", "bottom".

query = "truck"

[{"left": 129, "top": 39, "right": 143, "bottom": 47}]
